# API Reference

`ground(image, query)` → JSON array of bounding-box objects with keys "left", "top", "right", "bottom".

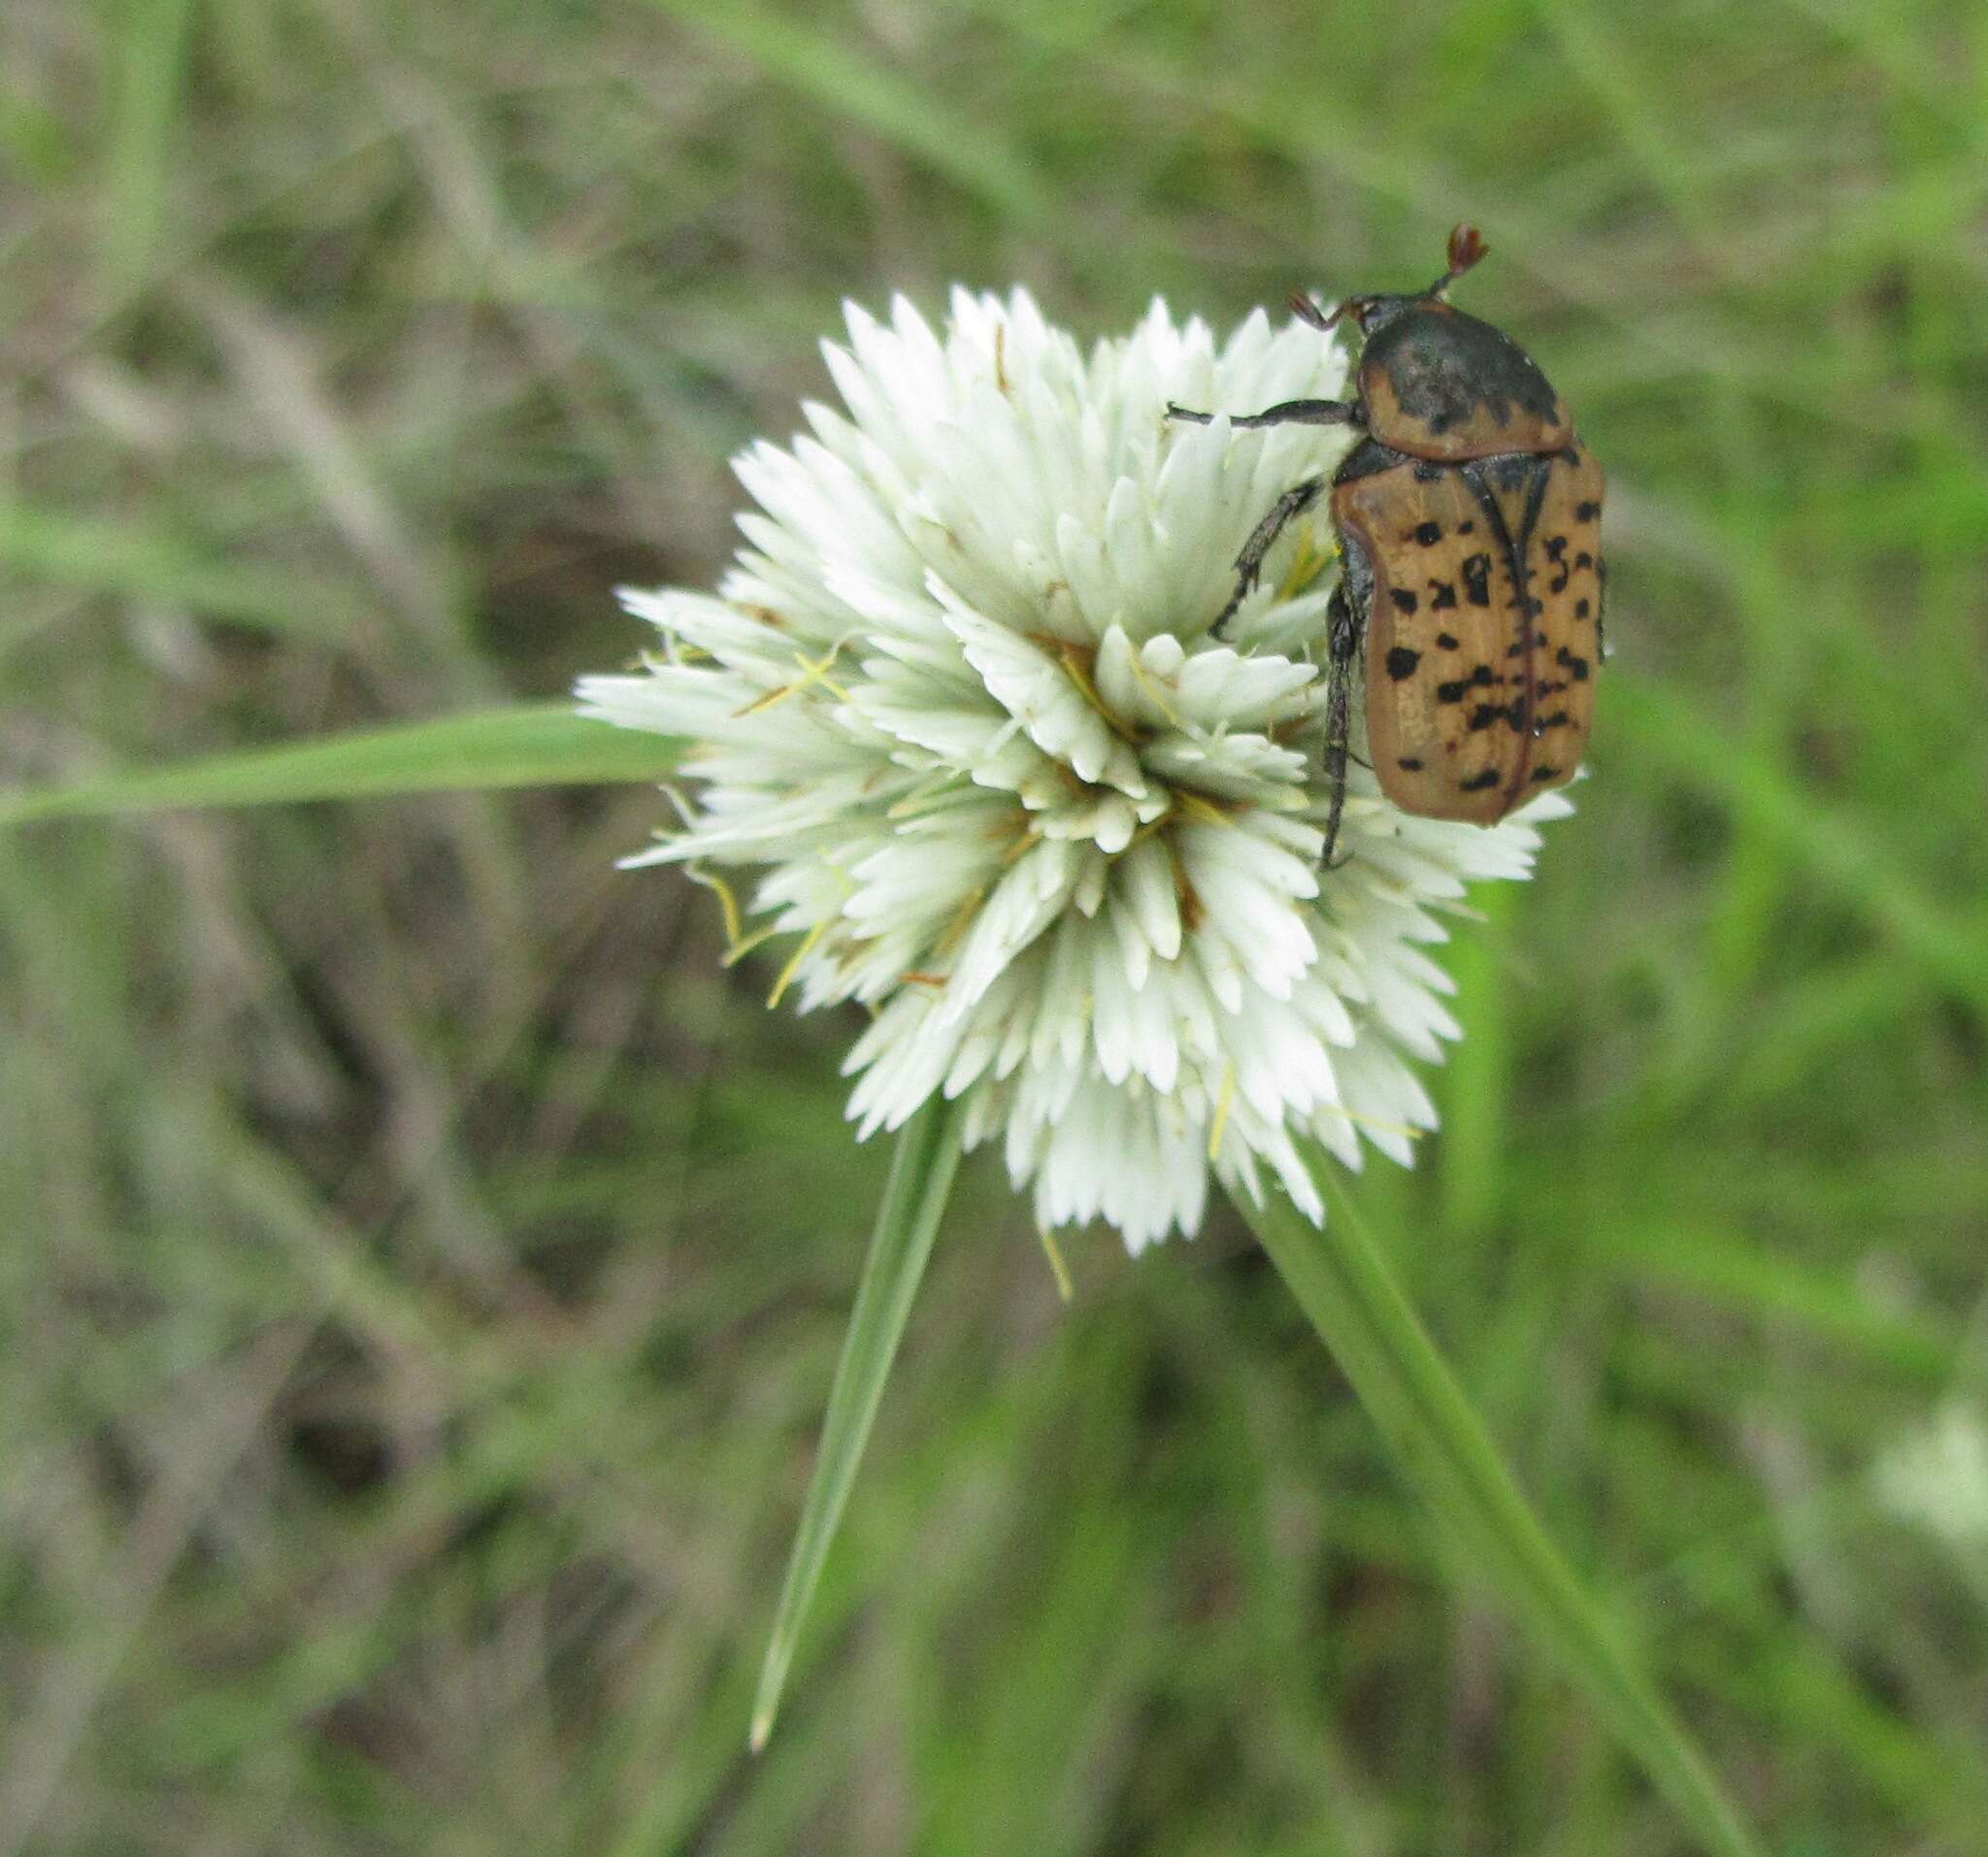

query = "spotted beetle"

[{"left": 1168, "top": 225, "right": 1604, "bottom": 861}]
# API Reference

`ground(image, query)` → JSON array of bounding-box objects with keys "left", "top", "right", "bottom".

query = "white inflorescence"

[{"left": 579, "top": 289, "right": 1570, "bottom": 1251}]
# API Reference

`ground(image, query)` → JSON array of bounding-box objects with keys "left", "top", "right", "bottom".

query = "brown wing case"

[{"left": 1333, "top": 445, "right": 1603, "bottom": 825}]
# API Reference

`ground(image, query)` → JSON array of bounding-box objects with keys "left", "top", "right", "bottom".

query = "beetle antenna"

[
  {"left": 1290, "top": 291, "right": 1342, "bottom": 331},
  {"left": 1427, "top": 222, "right": 1488, "bottom": 299}
]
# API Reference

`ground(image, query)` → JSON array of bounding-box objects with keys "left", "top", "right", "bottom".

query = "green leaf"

[
  {"left": 1233, "top": 1163, "right": 1766, "bottom": 1857},
  {"left": 102, "top": 0, "right": 196, "bottom": 292},
  {"left": 750, "top": 1097, "right": 968, "bottom": 1753},
  {"left": 0, "top": 706, "right": 680, "bottom": 825}
]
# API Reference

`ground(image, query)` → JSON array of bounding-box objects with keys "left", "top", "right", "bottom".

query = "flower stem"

[
  {"left": 749, "top": 1096, "right": 968, "bottom": 1752},
  {"left": 1232, "top": 1162, "right": 1764, "bottom": 1857}
]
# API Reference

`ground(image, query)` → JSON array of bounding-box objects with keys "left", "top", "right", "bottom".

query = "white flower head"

[
  {"left": 579, "top": 287, "right": 1571, "bottom": 1251},
  {"left": 1874, "top": 1402, "right": 1988, "bottom": 1552}
]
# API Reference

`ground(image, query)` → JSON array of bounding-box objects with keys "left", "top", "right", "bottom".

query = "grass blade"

[
  {"left": 0, "top": 706, "right": 680, "bottom": 826},
  {"left": 101, "top": 0, "right": 195, "bottom": 292},
  {"left": 750, "top": 1096, "right": 968, "bottom": 1753},
  {"left": 1233, "top": 1162, "right": 1766, "bottom": 1857}
]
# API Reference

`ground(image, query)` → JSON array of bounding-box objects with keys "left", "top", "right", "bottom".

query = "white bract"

[{"left": 579, "top": 289, "right": 1569, "bottom": 1250}]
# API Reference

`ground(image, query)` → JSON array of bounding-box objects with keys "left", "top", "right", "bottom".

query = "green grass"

[{"left": 4, "top": 0, "right": 1988, "bottom": 1850}]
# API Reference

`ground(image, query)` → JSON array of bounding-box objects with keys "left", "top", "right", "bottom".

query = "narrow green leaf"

[
  {"left": 1233, "top": 1164, "right": 1765, "bottom": 1857},
  {"left": 0, "top": 706, "right": 680, "bottom": 825},
  {"left": 102, "top": 0, "right": 196, "bottom": 291},
  {"left": 750, "top": 1097, "right": 968, "bottom": 1753}
]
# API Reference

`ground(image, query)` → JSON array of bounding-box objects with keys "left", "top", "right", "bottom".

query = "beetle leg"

[
  {"left": 1166, "top": 397, "right": 1359, "bottom": 431},
  {"left": 1321, "top": 582, "right": 1361, "bottom": 868},
  {"left": 1210, "top": 477, "right": 1323, "bottom": 637}
]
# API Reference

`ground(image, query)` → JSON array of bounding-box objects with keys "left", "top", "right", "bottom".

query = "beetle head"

[{"left": 1296, "top": 224, "right": 1490, "bottom": 344}]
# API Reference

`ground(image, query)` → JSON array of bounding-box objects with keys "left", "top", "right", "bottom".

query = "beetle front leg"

[
  {"left": 1209, "top": 476, "right": 1324, "bottom": 638},
  {"left": 1320, "top": 583, "right": 1361, "bottom": 868},
  {"left": 1166, "top": 397, "right": 1359, "bottom": 431}
]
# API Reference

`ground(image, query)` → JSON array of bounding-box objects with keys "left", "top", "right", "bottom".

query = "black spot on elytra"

[
  {"left": 1436, "top": 632, "right": 1460, "bottom": 649},
  {"left": 1459, "top": 768, "right": 1501, "bottom": 792},
  {"left": 1574, "top": 550, "right": 1594, "bottom": 571},
  {"left": 1574, "top": 598, "right": 1591, "bottom": 619},
  {"left": 1532, "top": 711, "right": 1573, "bottom": 734},
  {"left": 1385, "top": 646, "right": 1421, "bottom": 680},
  {"left": 1435, "top": 680, "right": 1467, "bottom": 704},
  {"left": 1555, "top": 645, "right": 1590, "bottom": 680},
  {"left": 1574, "top": 501, "right": 1600, "bottom": 522},
  {"left": 1459, "top": 519, "right": 1475, "bottom": 534},
  {"left": 1428, "top": 581, "right": 1458, "bottom": 611},
  {"left": 1543, "top": 534, "right": 1571, "bottom": 593},
  {"left": 1390, "top": 588, "right": 1418, "bottom": 613},
  {"left": 1530, "top": 765, "right": 1562, "bottom": 782},
  {"left": 1471, "top": 663, "right": 1495, "bottom": 686},
  {"left": 1413, "top": 520, "right": 1442, "bottom": 546},
  {"left": 1396, "top": 756, "right": 1424, "bottom": 772},
  {"left": 1523, "top": 599, "right": 1544, "bottom": 617},
  {"left": 1461, "top": 554, "right": 1492, "bottom": 607},
  {"left": 1466, "top": 702, "right": 1502, "bottom": 732}
]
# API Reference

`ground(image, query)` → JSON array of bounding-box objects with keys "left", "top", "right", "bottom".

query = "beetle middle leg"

[
  {"left": 1207, "top": 476, "right": 1324, "bottom": 637},
  {"left": 1166, "top": 397, "right": 1358, "bottom": 431},
  {"left": 1320, "top": 582, "right": 1361, "bottom": 867}
]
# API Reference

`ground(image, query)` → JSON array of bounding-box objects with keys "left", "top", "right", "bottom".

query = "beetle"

[{"left": 1167, "top": 224, "right": 1603, "bottom": 861}]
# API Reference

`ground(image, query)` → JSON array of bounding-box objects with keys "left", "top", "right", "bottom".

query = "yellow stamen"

[
  {"left": 1051, "top": 639, "right": 1139, "bottom": 745},
  {"left": 721, "top": 924, "right": 782, "bottom": 968},
  {"left": 1036, "top": 1223, "right": 1074, "bottom": 1302},
  {"left": 730, "top": 641, "right": 851, "bottom": 718},
  {"left": 767, "top": 916, "right": 830, "bottom": 1009},
  {"left": 1208, "top": 1063, "right": 1238, "bottom": 1161},
  {"left": 1121, "top": 646, "right": 1183, "bottom": 728},
  {"left": 1174, "top": 791, "right": 1234, "bottom": 828},
  {"left": 685, "top": 862, "right": 745, "bottom": 951},
  {"left": 932, "top": 885, "right": 986, "bottom": 958},
  {"left": 1275, "top": 522, "right": 1334, "bottom": 603},
  {"left": 1323, "top": 1104, "right": 1429, "bottom": 1143},
  {"left": 999, "top": 827, "right": 1042, "bottom": 867}
]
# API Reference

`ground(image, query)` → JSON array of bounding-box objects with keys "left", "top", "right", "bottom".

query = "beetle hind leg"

[
  {"left": 1209, "top": 476, "right": 1324, "bottom": 637},
  {"left": 1320, "top": 583, "right": 1361, "bottom": 868}
]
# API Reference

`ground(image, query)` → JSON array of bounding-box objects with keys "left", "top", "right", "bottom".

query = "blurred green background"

[{"left": 5, "top": 0, "right": 1988, "bottom": 1851}]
